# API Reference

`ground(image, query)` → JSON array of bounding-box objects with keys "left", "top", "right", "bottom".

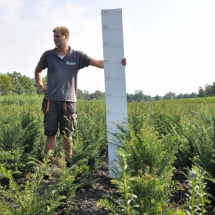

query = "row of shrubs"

[
  {"left": 100, "top": 101, "right": 215, "bottom": 214},
  {"left": 0, "top": 96, "right": 215, "bottom": 214}
]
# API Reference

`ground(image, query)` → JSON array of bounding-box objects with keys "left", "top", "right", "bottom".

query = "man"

[{"left": 35, "top": 26, "right": 126, "bottom": 162}]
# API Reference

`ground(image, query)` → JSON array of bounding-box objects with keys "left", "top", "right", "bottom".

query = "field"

[{"left": 0, "top": 95, "right": 215, "bottom": 214}]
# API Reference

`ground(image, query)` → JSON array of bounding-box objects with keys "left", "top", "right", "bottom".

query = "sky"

[{"left": 1, "top": 0, "right": 215, "bottom": 97}]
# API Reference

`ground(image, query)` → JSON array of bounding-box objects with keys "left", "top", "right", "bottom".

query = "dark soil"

[
  {"left": 54, "top": 165, "right": 113, "bottom": 215},
  {"left": 53, "top": 166, "right": 215, "bottom": 215}
]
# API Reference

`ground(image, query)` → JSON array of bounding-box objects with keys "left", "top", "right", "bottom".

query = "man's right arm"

[{"left": 34, "top": 66, "right": 48, "bottom": 94}]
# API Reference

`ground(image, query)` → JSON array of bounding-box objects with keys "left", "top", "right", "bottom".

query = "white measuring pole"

[{"left": 101, "top": 8, "right": 128, "bottom": 178}]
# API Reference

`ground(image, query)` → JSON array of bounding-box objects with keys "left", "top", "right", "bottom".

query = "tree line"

[{"left": 0, "top": 72, "right": 214, "bottom": 101}]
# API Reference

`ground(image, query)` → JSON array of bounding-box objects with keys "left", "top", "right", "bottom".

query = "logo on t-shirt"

[{"left": 66, "top": 61, "right": 76, "bottom": 65}]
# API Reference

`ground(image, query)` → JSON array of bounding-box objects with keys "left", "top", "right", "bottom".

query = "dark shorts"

[{"left": 42, "top": 99, "right": 77, "bottom": 137}]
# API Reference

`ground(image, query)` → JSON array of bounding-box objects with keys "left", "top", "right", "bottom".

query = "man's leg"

[
  {"left": 62, "top": 135, "right": 73, "bottom": 158},
  {"left": 43, "top": 99, "right": 58, "bottom": 156},
  {"left": 45, "top": 135, "right": 56, "bottom": 155}
]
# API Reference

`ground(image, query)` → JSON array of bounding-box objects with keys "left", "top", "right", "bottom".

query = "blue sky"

[{"left": 1, "top": 0, "right": 215, "bottom": 96}]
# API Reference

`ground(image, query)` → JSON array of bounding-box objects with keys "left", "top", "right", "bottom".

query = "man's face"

[{"left": 53, "top": 31, "right": 68, "bottom": 47}]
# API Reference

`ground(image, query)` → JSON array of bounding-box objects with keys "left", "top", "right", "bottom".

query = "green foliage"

[
  {"left": 184, "top": 166, "right": 211, "bottom": 215},
  {"left": 100, "top": 149, "right": 138, "bottom": 215},
  {"left": 125, "top": 127, "right": 176, "bottom": 178},
  {"left": 0, "top": 72, "right": 37, "bottom": 95},
  {"left": 198, "top": 82, "right": 215, "bottom": 98},
  {"left": 172, "top": 106, "right": 215, "bottom": 196},
  {"left": 100, "top": 100, "right": 215, "bottom": 214},
  {"left": 1, "top": 95, "right": 215, "bottom": 213},
  {"left": 2, "top": 72, "right": 215, "bottom": 99},
  {"left": 128, "top": 102, "right": 151, "bottom": 134},
  {"left": 75, "top": 101, "right": 107, "bottom": 158},
  {"left": 0, "top": 104, "right": 44, "bottom": 175},
  {"left": 44, "top": 151, "right": 89, "bottom": 205},
  {"left": 0, "top": 149, "right": 100, "bottom": 214},
  {"left": 100, "top": 124, "right": 177, "bottom": 214},
  {"left": 0, "top": 73, "right": 13, "bottom": 95},
  {"left": 64, "top": 101, "right": 108, "bottom": 188},
  {"left": 150, "top": 103, "right": 182, "bottom": 137},
  {"left": 129, "top": 101, "right": 215, "bottom": 200},
  {"left": 0, "top": 94, "right": 42, "bottom": 105},
  {"left": 0, "top": 97, "right": 109, "bottom": 213},
  {"left": 0, "top": 158, "right": 66, "bottom": 215}
]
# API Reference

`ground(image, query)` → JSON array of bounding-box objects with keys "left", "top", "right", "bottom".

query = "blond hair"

[{"left": 53, "top": 26, "right": 70, "bottom": 36}]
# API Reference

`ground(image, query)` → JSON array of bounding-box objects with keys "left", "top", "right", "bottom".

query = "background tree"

[
  {"left": 7, "top": 72, "right": 36, "bottom": 94},
  {"left": 77, "top": 89, "right": 84, "bottom": 100},
  {"left": 176, "top": 94, "right": 183, "bottom": 99},
  {"left": 83, "top": 90, "right": 91, "bottom": 100},
  {"left": 7, "top": 72, "right": 23, "bottom": 93},
  {"left": 187, "top": 93, "right": 197, "bottom": 98},
  {"left": 18, "top": 75, "right": 35, "bottom": 94},
  {"left": 0, "top": 73, "right": 13, "bottom": 95},
  {"left": 144, "top": 95, "right": 152, "bottom": 101},
  {"left": 0, "top": 71, "right": 212, "bottom": 100},
  {"left": 91, "top": 90, "right": 105, "bottom": 100},
  {"left": 127, "top": 93, "right": 133, "bottom": 102},
  {"left": 163, "top": 92, "right": 176, "bottom": 100},
  {"left": 154, "top": 95, "right": 162, "bottom": 101},
  {"left": 212, "top": 82, "right": 215, "bottom": 95},
  {"left": 198, "top": 87, "right": 205, "bottom": 98},
  {"left": 204, "top": 84, "right": 213, "bottom": 97},
  {"left": 133, "top": 90, "right": 144, "bottom": 102}
]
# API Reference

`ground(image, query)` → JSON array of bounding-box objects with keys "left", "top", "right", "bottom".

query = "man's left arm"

[{"left": 90, "top": 58, "right": 127, "bottom": 69}]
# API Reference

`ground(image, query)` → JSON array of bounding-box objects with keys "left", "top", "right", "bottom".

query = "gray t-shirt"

[{"left": 37, "top": 47, "right": 91, "bottom": 102}]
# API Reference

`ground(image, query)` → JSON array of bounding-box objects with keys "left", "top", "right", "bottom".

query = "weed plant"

[{"left": 184, "top": 166, "right": 211, "bottom": 215}]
